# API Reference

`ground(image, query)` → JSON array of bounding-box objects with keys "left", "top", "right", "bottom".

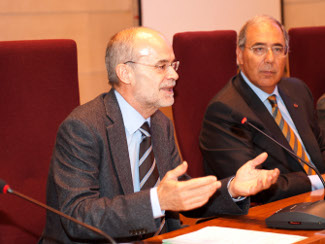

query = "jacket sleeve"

[
  {"left": 158, "top": 112, "right": 250, "bottom": 219},
  {"left": 199, "top": 100, "right": 311, "bottom": 204},
  {"left": 317, "top": 94, "right": 325, "bottom": 133},
  {"left": 49, "top": 117, "right": 160, "bottom": 240}
]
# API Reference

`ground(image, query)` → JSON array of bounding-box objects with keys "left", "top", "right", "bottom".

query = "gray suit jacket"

[{"left": 40, "top": 89, "right": 249, "bottom": 243}]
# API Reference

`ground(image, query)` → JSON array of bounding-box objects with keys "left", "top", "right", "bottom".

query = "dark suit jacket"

[
  {"left": 317, "top": 94, "right": 325, "bottom": 132},
  {"left": 200, "top": 74, "right": 325, "bottom": 204},
  {"left": 40, "top": 89, "right": 249, "bottom": 243}
]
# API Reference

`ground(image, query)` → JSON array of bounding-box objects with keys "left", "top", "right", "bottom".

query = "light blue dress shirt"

[
  {"left": 114, "top": 90, "right": 164, "bottom": 218},
  {"left": 241, "top": 72, "right": 323, "bottom": 190},
  {"left": 115, "top": 89, "right": 244, "bottom": 210}
]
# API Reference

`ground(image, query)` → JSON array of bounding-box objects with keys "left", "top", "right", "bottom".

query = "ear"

[
  {"left": 115, "top": 63, "right": 133, "bottom": 85},
  {"left": 236, "top": 46, "right": 244, "bottom": 66}
]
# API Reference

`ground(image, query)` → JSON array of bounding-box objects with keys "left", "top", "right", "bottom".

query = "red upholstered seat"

[
  {"left": 288, "top": 26, "right": 325, "bottom": 103},
  {"left": 0, "top": 39, "right": 80, "bottom": 243},
  {"left": 172, "top": 30, "right": 237, "bottom": 178}
]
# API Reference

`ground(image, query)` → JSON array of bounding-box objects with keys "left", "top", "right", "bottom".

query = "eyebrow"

[
  {"left": 252, "top": 42, "right": 284, "bottom": 47},
  {"left": 155, "top": 58, "right": 175, "bottom": 64}
]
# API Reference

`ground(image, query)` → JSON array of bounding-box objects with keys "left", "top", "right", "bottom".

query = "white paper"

[{"left": 163, "top": 226, "right": 307, "bottom": 244}]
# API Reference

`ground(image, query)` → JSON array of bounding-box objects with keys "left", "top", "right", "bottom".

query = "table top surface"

[{"left": 145, "top": 189, "right": 325, "bottom": 243}]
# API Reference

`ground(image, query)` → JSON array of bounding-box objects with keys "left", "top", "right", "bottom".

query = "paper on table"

[{"left": 163, "top": 226, "right": 307, "bottom": 244}]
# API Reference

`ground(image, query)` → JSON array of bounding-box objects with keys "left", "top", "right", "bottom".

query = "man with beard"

[{"left": 40, "top": 27, "right": 279, "bottom": 243}]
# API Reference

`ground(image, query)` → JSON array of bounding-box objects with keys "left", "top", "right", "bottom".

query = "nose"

[
  {"left": 264, "top": 47, "right": 275, "bottom": 63},
  {"left": 166, "top": 65, "right": 179, "bottom": 80}
]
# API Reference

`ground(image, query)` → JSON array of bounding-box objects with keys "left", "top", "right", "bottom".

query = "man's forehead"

[
  {"left": 138, "top": 49, "right": 175, "bottom": 63},
  {"left": 138, "top": 48, "right": 150, "bottom": 56},
  {"left": 246, "top": 21, "right": 284, "bottom": 44},
  {"left": 134, "top": 38, "right": 174, "bottom": 62}
]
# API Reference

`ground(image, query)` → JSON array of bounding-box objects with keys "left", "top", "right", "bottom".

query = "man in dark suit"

[
  {"left": 317, "top": 94, "right": 325, "bottom": 132},
  {"left": 200, "top": 15, "right": 325, "bottom": 205},
  {"left": 40, "top": 27, "right": 279, "bottom": 243}
]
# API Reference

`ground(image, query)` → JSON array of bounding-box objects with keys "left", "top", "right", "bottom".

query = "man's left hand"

[{"left": 228, "top": 152, "right": 280, "bottom": 198}]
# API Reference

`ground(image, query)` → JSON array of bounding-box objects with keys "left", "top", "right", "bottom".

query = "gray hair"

[
  {"left": 237, "top": 15, "right": 289, "bottom": 53},
  {"left": 105, "top": 27, "right": 142, "bottom": 86}
]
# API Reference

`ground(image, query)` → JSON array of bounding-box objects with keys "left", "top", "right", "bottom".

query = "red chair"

[
  {"left": 172, "top": 30, "right": 237, "bottom": 178},
  {"left": 288, "top": 26, "right": 325, "bottom": 103},
  {"left": 0, "top": 39, "right": 80, "bottom": 243}
]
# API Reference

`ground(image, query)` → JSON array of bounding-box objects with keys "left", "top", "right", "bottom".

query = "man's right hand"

[{"left": 157, "top": 161, "right": 221, "bottom": 211}]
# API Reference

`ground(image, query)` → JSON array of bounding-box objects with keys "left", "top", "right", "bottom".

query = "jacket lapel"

[
  {"left": 278, "top": 83, "right": 309, "bottom": 146},
  {"left": 279, "top": 82, "right": 324, "bottom": 169},
  {"left": 233, "top": 74, "right": 294, "bottom": 162},
  {"left": 234, "top": 75, "right": 291, "bottom": 145},
  {"left": 104, "top": 90, "right": 134, "bottom": 195},
  {"left": 150, "top": 112, "right": 168, "bottom": 179}
]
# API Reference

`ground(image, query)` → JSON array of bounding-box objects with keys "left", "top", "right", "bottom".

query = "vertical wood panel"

[
  {"left": 0, "top": 0, "right": 137, "bottom": 104},
  {"left": 284, "top": 0, "right": 325, "bottom": 30}
]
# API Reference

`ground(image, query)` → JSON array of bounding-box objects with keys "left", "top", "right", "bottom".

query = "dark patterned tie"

[
  {"left": 138, "top": 122, "right": 165, "bottom": 235},
  {"left": 139, "top": 122, "right": 160, "bottom": 190},
  {"left": 268, "top": 95, "right": 315, "bottom": 175}
]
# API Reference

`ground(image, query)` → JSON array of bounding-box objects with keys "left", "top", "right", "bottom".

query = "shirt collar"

[
  {"left": 240, "top": 71, "right": 280, "bottom": 103},
  {"left": 114, "top": 90, "right": 150, "bottom": 134}
]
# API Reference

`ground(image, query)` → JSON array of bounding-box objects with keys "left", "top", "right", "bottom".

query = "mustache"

[
  {"left": 260, "top": 70, "right": 276, "bottom": 73},
  {"left": 260, "top": 64, "right": 277, "bottom": 73},
  {"left": 160, "top": 80, "right": 176, "bottom": 88}
]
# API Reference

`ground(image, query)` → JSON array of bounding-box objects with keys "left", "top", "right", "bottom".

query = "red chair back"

[
  {"left": 0, "top": 39, "right": 80, "bottom": 243},
  {"left": 172, "top": 30, "right": 237, "bottom": 177},
  {"left": 288, "top": 26, "right": 325, "bottom": 103}
]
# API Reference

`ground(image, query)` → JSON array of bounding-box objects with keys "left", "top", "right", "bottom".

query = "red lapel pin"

[{"left": 294, "top": 103, "right": 299, "bottom": 108}]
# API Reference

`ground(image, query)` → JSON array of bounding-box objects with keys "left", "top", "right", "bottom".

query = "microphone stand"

[
  {"left": 242, "top": 117, "right": 325, "bottom": 191},
  {"left": 241, "top": 117, "right": 325, "bottom": 229},
  {"left": 1, "top": 181, "right": 116, "bottom": 244}
]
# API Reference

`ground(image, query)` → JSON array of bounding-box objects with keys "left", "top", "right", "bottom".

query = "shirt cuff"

[
  {"left": 227, "top": 177, "right": 246, "bottom": 202},
  {"left": 150, "top": 187, "right": 165, "bottom": 218},
  {"left": 309, "top": 175, "right": 324, "bottom": 191}
]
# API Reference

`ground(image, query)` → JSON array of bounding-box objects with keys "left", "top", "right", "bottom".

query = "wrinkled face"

[
  {"left": 237, "top": 21, "right": 287, "bottom": 94},
  {"left": 128, "top": 31, "right": 179, "bottom": 117}
]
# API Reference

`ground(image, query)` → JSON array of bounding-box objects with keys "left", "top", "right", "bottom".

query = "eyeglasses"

[
  {"left": 247, "top": 45, "right": 287, "bottom": 57},
  {"left": 124, "top": 60, "right": 180, "bottom": 73}
]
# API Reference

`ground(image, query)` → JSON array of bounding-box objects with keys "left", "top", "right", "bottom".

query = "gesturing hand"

[
  {"left": 157, "top": 161, "right": 221, "bottom": 211},
  {"left": 228, "top": 152, "right": 280, "bottom": 198}
]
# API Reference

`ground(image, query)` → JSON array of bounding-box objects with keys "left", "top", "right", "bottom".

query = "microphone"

[
  {"left": 240, "top": 117, "right": 325, "bottom": 190},
  {"left": 239, "top": 116, "right": 325, "bottom": 229},
  {"left": 0, "top": 179, "right": 116, "bottom": 244}
]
